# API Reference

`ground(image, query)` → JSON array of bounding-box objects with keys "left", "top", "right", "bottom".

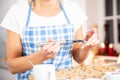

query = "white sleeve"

[
  {"left": 74, "top": 6, "right": 88, "bottom": 35},
  {"left": 68, "top": 1, "right": 88, "bottom": 35},
  {"left": 70, "top": 2, "right": 87, "bottom": 29},
  {"left": 0, "top": 5, "right": 19, "bottom": 34}
]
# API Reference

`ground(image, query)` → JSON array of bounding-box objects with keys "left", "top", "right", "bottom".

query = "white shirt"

[{"left": 0, "top": 0, "right": 87, "bottom": 38}]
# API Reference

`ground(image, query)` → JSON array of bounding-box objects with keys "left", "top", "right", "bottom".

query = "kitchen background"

[{"left": 0, "top": 0, "right": 120, "bottom": 80}]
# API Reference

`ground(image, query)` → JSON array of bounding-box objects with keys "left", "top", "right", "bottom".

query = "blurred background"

[{"left": 0, "top": 0, "right": 120, "bottom": 80}]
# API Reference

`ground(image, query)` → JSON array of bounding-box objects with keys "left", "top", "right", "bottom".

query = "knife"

[{"left": 35, "top": 40, "right": 86, "bottom": 47}]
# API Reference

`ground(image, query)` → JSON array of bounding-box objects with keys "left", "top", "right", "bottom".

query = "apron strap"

[
  {"left": 26, "top": 0, "right": 71, "bottom": 27},
  {"left": 59, "top": 0, "right": 70, "bottom": 24},
  {"left": 26, "top": 0, "right": 33, "bottom": 27}
]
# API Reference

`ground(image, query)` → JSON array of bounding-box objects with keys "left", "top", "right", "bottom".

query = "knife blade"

[{"left": 35, "top": 40, "right": 86, "bottom": 47}]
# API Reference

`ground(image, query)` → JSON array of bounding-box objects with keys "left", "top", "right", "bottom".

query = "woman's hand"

[
  {"left": 72, "top": 28, "right": 99, "bottom": 63},
  {"left": 40, "top": 40, "right": 61, "bottom": 61},
  {"left": 83, "top": 28, "right": 99, "bottom": 49}
]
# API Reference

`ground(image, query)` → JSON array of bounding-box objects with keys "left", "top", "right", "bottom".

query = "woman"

[{"left": 1, "top": 0, "right": 98, "bottom": 79}]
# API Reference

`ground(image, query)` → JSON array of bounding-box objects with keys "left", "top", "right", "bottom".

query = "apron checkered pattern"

[{"left": 17, "top": 0, "right": 75, "bottom": 79}]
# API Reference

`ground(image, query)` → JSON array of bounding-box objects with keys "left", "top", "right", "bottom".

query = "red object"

[
  {"left": 108, "top": 44, "right": 114, "bottom": 56},
  {"left": 100, "top": 43, "right": 106, "bottom": 54}
]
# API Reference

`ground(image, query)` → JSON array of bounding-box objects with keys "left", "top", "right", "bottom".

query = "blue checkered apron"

[{"left": 17, "top": 0, "right": 75, "bottom": 80}]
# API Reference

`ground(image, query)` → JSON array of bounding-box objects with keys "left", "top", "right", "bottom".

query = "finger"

[
  {"left": 40, "top": 49, "right": 49, "bottom": 56},
  {"left": 53, "top": 44, "right": 61, "bottom": 53},
  {"left": 42, "top": 42, "right": 55, "bottom": 50},
  {"left": 88, "top": 33, "right": 97, "bottom": 42},
  {"left": 47, "top": 42, "right": 60, "bottom": 53},
  {"left": 85, "top": 28, "right": 97, "bottom": 41},
  {"left": 47, "top": 38, "right": 53, "bottom": 42},
  {"left": 90, "top": 39, "right": 98, "bottom": 46},
  {"left": 85, "top": 35, "right": 97, "bottom": 46},
  {"left": 87, "top": 39, "right": 99, "bottom": 48},
  {"left": 81, "top": 44, "right": 92, "bottom": 49},
  {"left": 42, "top": 39, "right": 54, "bottom": 50},
  {"left": 87, "top": 28, "right": 97, "bottom": 34},
  {"left": 87, "top": 38, "right": 98, "bottom": 47},
  {"left": 46, "top": 52, "right": 56, "bottom": 58},
  {"left": 88, "top": 33, "right": 98, "bottom": 46},
  {"left": 92, "top": 40, "right": 99, "bottom": 46},
  {"left": 52, "top": 53, "right": 57, "bottom": 58},
  {"left": 47, "top": 43, "right": 60, "bottom": 58},
  {"left": 83, "top": 39, "right": 99, "bottom": 49},
  {"left": 85, "top": 32, "right": 93, "bottom": 41}
]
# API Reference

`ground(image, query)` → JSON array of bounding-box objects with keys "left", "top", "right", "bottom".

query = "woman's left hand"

[
  {"left": 72, "top": 28, "right": 99, "bottom": 63},
  {"left": 84, "top": 28, "right": 99, "bottom": 49}
]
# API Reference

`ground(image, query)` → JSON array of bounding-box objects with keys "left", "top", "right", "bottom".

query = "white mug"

[
  {"left": 33, "top": 64, "right": 56, "bottom": 80},
  {"left": 102, "top": 72, "right": 120, "bottom": 80}
]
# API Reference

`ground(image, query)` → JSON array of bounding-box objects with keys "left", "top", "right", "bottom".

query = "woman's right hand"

[{"left": 40, "top": 40, "right": 61, "bottom": 61}]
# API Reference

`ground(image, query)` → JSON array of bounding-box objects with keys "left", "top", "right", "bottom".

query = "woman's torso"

[{"left": 18, "top": 0, "right": 74, "bottom": 79}]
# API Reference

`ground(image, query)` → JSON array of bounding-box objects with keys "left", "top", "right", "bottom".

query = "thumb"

[{"left": 47, "top": 38, "right": 53, "bottom": 42}]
